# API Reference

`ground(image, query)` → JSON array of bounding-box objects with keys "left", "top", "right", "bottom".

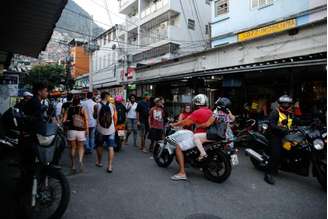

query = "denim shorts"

[{"left": 95, "top": 132, "right": 116, "bottom": 149}]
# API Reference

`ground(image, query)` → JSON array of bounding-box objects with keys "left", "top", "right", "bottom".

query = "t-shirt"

[
  {"left": 67, "top": 105, "right": 85, "bottom": 131},
  {"left": 213, "top": 109, "right": 233, "bottom": 124},
  {"left": 55, "top": 102, "right": 63, "bottom": 117},
  {"left": 149, "top": 106, "right": 164, "bottom": 129},
  {"left": 82, "top": 99, "right": 96, "bottom": 128},
  {"left": 126, "top": 102, "right": 138, "bottom": 119},
  {"left": 187, "top": 107, "right": 213, "bottom": 133},
  {"left": 136, "top": 100, "right": 150, "bottom": 125},
  {"left": 96, "top": 102, "right": 115, "bottom": 136}
]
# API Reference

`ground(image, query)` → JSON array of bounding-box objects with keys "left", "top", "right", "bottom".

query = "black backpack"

[
  {"left": 98, "top": 103, "right": 112, "bottom": 128},
  {"left": 116, "top": 103, "right": 126, "bottom": 125}
]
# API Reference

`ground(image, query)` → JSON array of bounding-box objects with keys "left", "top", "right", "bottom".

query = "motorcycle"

[
  {"left": 153, "top": 126, "right": 237, "bottom": 183},
  {"left": 0, "top": 107, "right": 70, "bottom": 218},
  {"left": 245, "top": 120, "right": 327, "bottom": 190},
  {"left": 114, "top": 124, "right": 126, "bottom": 152}
]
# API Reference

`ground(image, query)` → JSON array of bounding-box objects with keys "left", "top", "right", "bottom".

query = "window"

[
  {"left": 205, "top": 24, "right": 209, "bottom": 34},
  {"left": 251, "top": 0, "right": 273, "bottom": 9},
  {"left": 188, "top": 19, "right": 195, "bottom": 30},
  {"left": 206, "top": 0, "right": 210, "bottom": 5},
  {"left": 215, "top": 0, "right": 229, "bottom": 16}
]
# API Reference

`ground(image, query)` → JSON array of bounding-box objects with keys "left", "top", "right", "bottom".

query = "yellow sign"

[{"left": 238, "top": 19, "right": 297, "bottom": 42}]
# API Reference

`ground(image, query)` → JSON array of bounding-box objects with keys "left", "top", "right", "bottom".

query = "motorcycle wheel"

[
  {"left": 315, "top": 158, "right": 327, "bottom": 191},
  {"left": 32, "top": 168, "right": 70, "bottom": 219},
  {"left": 203, "top": 150, "right": 231, "bottom": 183},
  {"left": 153, "top": 143, "right": 174, "bottom": 168}
]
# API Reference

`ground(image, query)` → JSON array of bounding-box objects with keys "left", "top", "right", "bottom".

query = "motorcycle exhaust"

[{"left": 245, "top": 148, "right": 264, "bottom": 162}]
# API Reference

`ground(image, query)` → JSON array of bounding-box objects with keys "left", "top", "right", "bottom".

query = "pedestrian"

[
  {"left": 82, "top": 92, "right": 97, "bottom": 154},
  {"left": 63, "top": 96, "right": 89, "bottom": 173},
  {"left": 148, "top": 98, "right": 165, "bottom": 153},
  {"left": 114, "top": 95, "right": 127, "bottom": 150},
  {"left": 125, "top": 94, "right": 138, "bottom": 147},
  {"left": 178, "top": 104, "right": 192, "bottom": 130},
  {"left": 136, "top": 92, "right": 151, "bottom": 152},
  {"left": 94, "top": 91, "right": 117, "bottom": 173},
  {"left": 55, "top": 97, "right": 63, "bottom": 123}
]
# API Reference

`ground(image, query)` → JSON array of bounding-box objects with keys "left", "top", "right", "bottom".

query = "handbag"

[{"left": 206, "top": 122, "right": 227, "bottom": 141}]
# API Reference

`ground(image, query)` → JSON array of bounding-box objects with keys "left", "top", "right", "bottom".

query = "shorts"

[
  {"left": 67, "top": 130, "right": 86, "bottom": 142},
  {"left": 167, "top": 130, "right": 195, "bottom": 151},
  {"left": 95, "top": 132, "right": 116, "bottom": 149},
  {"left": 149, "top": 128, "right": 163, "bottom": 141}
]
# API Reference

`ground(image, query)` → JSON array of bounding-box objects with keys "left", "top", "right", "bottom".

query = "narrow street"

[{"left": 62, "top": 142, "right": 326, "bottom": 219}]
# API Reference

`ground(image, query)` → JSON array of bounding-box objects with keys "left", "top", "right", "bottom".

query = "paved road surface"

[{"left": 61, "top": 143, "right": 326, "bottom": 219}]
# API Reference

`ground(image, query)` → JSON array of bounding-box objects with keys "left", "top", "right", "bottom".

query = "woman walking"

[{"left": 63, "top": 96, "right": 89, "bottom": 173}]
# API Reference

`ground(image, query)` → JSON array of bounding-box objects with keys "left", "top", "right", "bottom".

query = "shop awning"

[
  {"left": 0, "top": 0, "right": 68, "bottom": 68},
  {"left": 134, "top": 52, "right": 327, "bottom": 85}
]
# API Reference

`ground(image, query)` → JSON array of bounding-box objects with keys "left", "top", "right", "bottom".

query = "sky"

[{"left": 73, "top": 0, "right": 124, "bottom": 29}]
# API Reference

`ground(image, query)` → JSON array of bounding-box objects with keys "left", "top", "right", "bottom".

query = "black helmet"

[
  {"left": 278, "top": 95, "right": 293, "bottom": 109},
  {"left": 215, "top": 97, "right": 231, "bottom": 110}
]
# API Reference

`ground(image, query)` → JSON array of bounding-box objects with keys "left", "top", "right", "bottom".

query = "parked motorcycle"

[
  {"left": 153, "top": 126, "right": 238, "bottom": 183},
  {"left": 245, "top": 120, "right": 327, "bottom": 190},
  {"left": 0, "top": 107, "right": 70, "bottom": 218}
]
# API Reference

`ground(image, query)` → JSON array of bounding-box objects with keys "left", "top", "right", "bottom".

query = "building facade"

[
  {"left": 211, "top": 0, "right": 326, "bottom": 47},
  {"left": 69, "top": 39, "right": 90, "bottom": 79},
  {"left": 117, "top": 0, "right": 212, "bottom": 68}
]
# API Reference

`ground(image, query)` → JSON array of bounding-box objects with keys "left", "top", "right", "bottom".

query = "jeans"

[
  {"left": 85, "top": 127, "right": 96, "bottom": 152},
  {"left": 126, "top": 118, "right": 138, "bottom": 147}
]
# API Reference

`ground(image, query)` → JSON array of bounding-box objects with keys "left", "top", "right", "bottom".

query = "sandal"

[
  {"left": 106, "top": 168, "right": 113, "bottom": 173},
  {"left": 197, "top": 154, "right": 208, "bottom": 162},
  {"left": 96, "top": 163, "right": 103, "bottom": 167}
]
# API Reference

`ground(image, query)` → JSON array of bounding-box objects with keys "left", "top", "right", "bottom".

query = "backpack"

[
  {"left": 116, "top": 104, "right": 126, "bottom": 125},
  {"left": 98, "top": 103, "right": 112, "bottom": 128},
  {"left": 72, "top": 106, "right": 86, "bottom": 129}
]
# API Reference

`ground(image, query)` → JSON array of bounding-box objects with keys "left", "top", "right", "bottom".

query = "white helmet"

[{"left": 192, "top": 94, "right": 208, "bottom": 106}]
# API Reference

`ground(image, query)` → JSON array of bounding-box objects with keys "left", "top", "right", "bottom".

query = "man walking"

[
  {"left": 83, "top": 92, "right": 97, "bottom": 154},
  {"left": 136, "top": 92, "right": 151, "bottom": 152},
  {"left": 125, "top": 94, "right": 138, "bottom": 147},
  {"left": 148, "top": 98, "right": 165, "bottom": 153},
  {"left": 94, "top": 91, "right": 117, "bottom": 173}
]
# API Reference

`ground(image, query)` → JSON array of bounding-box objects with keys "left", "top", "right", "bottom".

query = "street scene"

[{"left": 0, "top": 0, "right": 327, "bottom": 219}]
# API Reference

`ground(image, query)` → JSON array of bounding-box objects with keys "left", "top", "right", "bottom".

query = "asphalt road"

[{"left": 61, "top": 142, "right": 326, "bottom": 219}]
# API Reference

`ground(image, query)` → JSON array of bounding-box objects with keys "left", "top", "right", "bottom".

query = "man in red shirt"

[
  {"left": 170, "top": 94, "right": 212, "bottom": 180},
  {"left": 148, "top": 98, "right": 165, "bottom": 152}
]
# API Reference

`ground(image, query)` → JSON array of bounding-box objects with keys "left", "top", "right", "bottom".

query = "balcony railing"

[
  {"left": 140, "top": 0, "right": 168, "bottom": 19},
  {"left": 119, "top": 0, "right": 137, "bottom": 9}
]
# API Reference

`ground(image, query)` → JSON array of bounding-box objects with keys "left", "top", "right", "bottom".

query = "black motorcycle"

[
  {"left": 153, "top": 126, "right": 237, "bottom": 183},
  {"left": 0, "top": 107, "right": 70, "bottom": 218},
  {"left": 245, "top": 120, "right": 327, "bottom": 190}
]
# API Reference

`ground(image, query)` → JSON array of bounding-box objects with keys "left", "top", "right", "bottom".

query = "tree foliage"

[{"left": 26, "top": 64, "right": 68, "bottom": 90}]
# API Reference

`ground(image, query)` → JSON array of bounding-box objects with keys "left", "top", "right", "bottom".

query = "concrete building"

[
  {"left": 69, "top": 38, "right": 90, "bottom": 79},
  {"left": 133, "top": 0, "right": 326, "bottom": 116},
  {"left": 90, "top": 25, "right": 126, "bottom": 97},
  {"left": 117, "top": 0, "right": 212, "bottom": 70},
  {"left": 211, "top": 0, "right": 326, "bottom": 47}
]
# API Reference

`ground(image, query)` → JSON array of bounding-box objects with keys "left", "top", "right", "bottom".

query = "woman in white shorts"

[{"left": 63, "top": 96, "right": 88, "bottom": 173}]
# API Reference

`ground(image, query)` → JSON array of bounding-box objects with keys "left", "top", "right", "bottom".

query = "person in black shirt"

[{"left": 136, "top": 92, "right": 151, "bottom": 152}]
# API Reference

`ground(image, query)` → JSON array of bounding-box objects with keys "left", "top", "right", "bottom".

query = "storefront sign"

[{"left": 238, "top": 19, "right": 296, "bottom": 42}]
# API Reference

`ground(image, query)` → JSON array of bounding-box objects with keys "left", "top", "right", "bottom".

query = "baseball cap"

[
  {"left": 143, "top": 91, "right": 150, "bottom": 97},
  {"left": 23, "top": 91, "right": 33, "bottom": 97}
]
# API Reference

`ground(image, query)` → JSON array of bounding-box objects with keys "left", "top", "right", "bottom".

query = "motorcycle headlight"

[
  {"left": 313, "top": 139, "right": 324, "bottom": 150},
  {"left": 36, "top": 134, "right": 55, "bottom": 146},
  {"left": 262, "top": 123, "right": 269, "bottom": 130}
]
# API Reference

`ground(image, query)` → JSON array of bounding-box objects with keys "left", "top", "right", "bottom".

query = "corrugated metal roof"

[{"left": 0, "top": 0, "right": 68, "bottom": 59}]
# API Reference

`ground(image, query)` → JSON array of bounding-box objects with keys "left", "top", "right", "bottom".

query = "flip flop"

[
  {"left": 107, "top": 168, "right": 113, "bottom": 173},
  {"left": 170, "top": 174, "right": 187, "bottom": 181},
  {"left": 96, "top": 163, "right": 103, "bottom": 167}
]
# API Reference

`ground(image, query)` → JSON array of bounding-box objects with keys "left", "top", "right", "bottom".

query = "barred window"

[
  {"left": 215, "top": 0, "right": 228, "bottom": 17},
  {"left": 188, "top": 19, "right": 195, "bottom": 30},
  {"left": 251, "top": 0, "right": 273, "bottom": 9}
]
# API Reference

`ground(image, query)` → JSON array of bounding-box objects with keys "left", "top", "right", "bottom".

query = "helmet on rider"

[
  {"left": 115, "top": 95, "right": 123, "bottom": 103},
  {"left": 278, "top": 95, "right": 293, "bottom": 111},
  {"left": 192, "top": 94, "right": 208, "bottom": 107},
  {"left": 215, "top": 97, "right": 231, "bottom": 111}
]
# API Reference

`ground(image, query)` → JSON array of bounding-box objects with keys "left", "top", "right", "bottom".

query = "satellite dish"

[{"left": 112, "top": 44, "right": 117, "bottom": 50}]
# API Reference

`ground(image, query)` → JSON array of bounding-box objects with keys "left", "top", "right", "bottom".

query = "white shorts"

[
  {"left": 67, "top": 130, "right": 86, "bottom": 142},
  {"left": 168, "top": 130, "right": 195, "bottom": 151}
]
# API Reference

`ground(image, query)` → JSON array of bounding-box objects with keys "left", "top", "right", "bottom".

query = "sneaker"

[
  {"left": 149, "top": 156, "right": 154, "bottom": 160},
  {"left": 142, "top": 148, "right": 148, "bottom": 153},
  {"left": 170, "top": 174, "right": 187, "bottom": 181}
]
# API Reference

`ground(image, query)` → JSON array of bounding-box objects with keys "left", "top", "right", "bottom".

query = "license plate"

[
  {"left": 118, "top": 130, "right": 126, "bottom": 137},
  {"left": 231, "top": 154, "right": 239, "bottom": 166}
]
